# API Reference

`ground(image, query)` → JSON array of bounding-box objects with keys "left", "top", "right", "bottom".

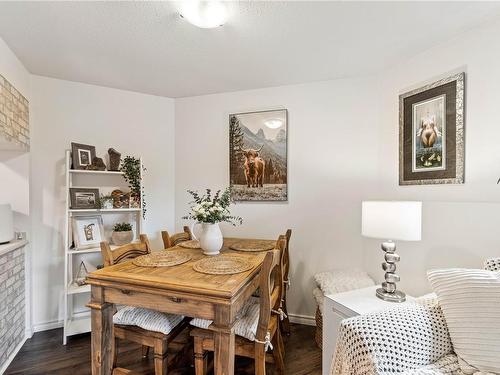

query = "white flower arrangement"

[{"left": 183, "top": 188, "right": 242, "bottom": 225}]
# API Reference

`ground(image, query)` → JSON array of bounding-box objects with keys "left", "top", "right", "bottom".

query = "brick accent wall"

[
  {"left": 0, "top": 247, "right": 25, "bottom": 368},
  {"left": 0, "top": 73, "right": 29, "bottom": 150}
]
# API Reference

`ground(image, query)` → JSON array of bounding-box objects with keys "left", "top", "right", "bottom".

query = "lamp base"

[{"left": 376, "top": 288, "right": 406, "bottom": 303}]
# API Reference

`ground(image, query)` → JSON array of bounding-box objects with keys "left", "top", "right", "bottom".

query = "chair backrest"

[
  {"left": 161, "top": 226, "right": 192, "bottom": 249},
  {"left": 275, "top": 234, "right": 288, "bottom": 305},
  {"left": 256, "top": 242, "right": 285, "bottom": 343},
  {"left": 283, "top": 229, "right": 291, "bottom": 282},
  {"left": 100, "top": 234, "right": 152, "bottom": 267}
]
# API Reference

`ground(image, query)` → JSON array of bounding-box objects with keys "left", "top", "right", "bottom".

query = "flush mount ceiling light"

[
  {"left": 264, "top": 119, "right": 283, "bottom": 129},
  {"left": 180, "top": 1, "right": 227, "bottom": 29}
]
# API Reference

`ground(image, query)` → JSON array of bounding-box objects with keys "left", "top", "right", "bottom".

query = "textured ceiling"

[{"left": 0, "top": 1, "right": 499, "bottom": 98}]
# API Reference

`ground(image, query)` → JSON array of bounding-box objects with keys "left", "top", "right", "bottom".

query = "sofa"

[{"left": 330, "top": 258, "right": 500, "bottom": 375}]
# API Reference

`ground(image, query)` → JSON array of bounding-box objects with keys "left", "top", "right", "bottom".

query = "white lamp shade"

[
  {"left": 0, "top": 204, "right": 14, "bottom": 243},
  {"left": 362, "top": 201, "right": 422, "bottom": 241}
]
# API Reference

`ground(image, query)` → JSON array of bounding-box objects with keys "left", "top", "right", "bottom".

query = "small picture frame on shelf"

[
  {"left": 70, "top": 188, "right": 100, "bottom": 209},
  {"left": 72, "top": 215, "right": 104, "bottom": 250},
  {"left": 71, "top": 142, "right": 96, "bottom": 170}
]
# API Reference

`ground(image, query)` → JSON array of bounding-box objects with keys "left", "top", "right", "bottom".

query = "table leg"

[
  {"left": 213, "top": 326, "right": 235, "bottom": 375},
  {"left": 89, "top": 286, "right": 114, "bottom": 375}
]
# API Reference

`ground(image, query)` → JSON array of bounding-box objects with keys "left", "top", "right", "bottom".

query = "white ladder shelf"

[{"left": 63, "top": 150, "right": 143, "bottom": 344}]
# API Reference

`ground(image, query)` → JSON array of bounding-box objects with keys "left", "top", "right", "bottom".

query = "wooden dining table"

[{"left": 86, "top": 237, "right": 276, "bottom": 375}]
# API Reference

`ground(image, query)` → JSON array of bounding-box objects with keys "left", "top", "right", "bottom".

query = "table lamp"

[{"left": 362, "top": 201, "right": 422, "bottom": 302}]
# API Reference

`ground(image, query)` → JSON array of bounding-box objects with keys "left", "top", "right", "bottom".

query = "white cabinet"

[{"left": 322, "top": 286, "right": 414, "bottom": 375}]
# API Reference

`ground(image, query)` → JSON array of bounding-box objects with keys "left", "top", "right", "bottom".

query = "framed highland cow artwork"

[
  {"left": 399, "top": 72, "right": 465, "bottom": 185},
  {"left": 229, "top": 109, "right": 288, "bottom": 201}
]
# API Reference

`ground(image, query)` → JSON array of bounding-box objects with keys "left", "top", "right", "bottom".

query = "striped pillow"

[
  {"left": 427, "top": 268, "right": 500, "bottom": 374},
  {"left": 190, "top": 297, "right": 260, "bottom": 341},
  {"left": 113, "top": 306, "right": 184, "bottom": 335}
]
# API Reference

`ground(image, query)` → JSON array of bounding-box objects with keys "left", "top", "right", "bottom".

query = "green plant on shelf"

[
  {"left": 113, "top": 222, "right": 133, "bottom": 232},
  {"left": 120, "top": 156, "right": 146, "bottom": 219},
  {"left": 100, "top": 194, "right": 114, "bottom": 209}
]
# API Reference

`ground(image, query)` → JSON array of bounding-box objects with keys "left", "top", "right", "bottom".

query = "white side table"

[{"left": 322, "top": 285, "right": 414, "bottom": 375}]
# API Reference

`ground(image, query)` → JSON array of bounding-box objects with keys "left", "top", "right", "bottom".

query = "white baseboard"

[
  {"left": 25, "top": 327, "right": 33, "bottom": 339},
  {"left": 30, "top": 315, "right": 316, "bottom": 335},
  {"left": 33, "top": 319, "right": 63, "bottom": 332},
  {"left": 289, "top": 313, "right": 316, "bottom": 326},
  {"left": 0, "top": 335, "right": 27, "bottom": 375}
]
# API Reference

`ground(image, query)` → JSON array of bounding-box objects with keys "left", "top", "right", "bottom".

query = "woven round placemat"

[
  {"left": 133, "top": 250, "right": 192, "bottom": 267},
  {"left": 193, "top": 256, "right": 252, "bottom": 275},
  {"left": 229, "top": 239, "right": 275, "bottom": 252},
  {"left": 178, "top": 240, "right": 201, "bottom": 249}
]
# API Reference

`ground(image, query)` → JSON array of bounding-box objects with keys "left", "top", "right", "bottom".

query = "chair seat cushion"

[
  {"left": 113, "top": 306, "right": 184, "bottom": 335},
  {"left": 190, "top": 297, "right": 260, "bottom": 341}
]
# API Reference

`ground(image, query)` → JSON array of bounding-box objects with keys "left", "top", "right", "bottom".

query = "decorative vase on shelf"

[
  {"left": 108, "top": 148, "right": 121, "bottom": 171},
  {"left": 112, "top": 230, "right": 133, "bottom": 246},
  {"left": 101, "top": 198, "right": 113, "bottom": 209},
  {"left": 192, "top": 222, "right": 223, "bottom": 256},
  {"left": 112, "top": 222, "right": 134, "bottom": 245}
]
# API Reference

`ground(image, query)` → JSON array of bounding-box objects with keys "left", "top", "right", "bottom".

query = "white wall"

[
  {"left": 175, "top": 77, "right": 381, "bottom": 319},
  {"left": 0, "top": 36, "right": 30, "bottom": 231},
  {"left": 0, "top": 37, "right": 30, "bottom": 96},
  {"left": 0, "top": 36, "right": 32, "bottom": 339},
  {"left": 176, "top": 17, "right": 500, "bottom": 318},
  {"left": 30, "top": 76, "right": 175, "bottom": 328},
  {"left": 363, "top": 17, "right": 500, "bottom": 297},
  {"left": 5, "top": 14, "right": 500, "bottom": 329}
]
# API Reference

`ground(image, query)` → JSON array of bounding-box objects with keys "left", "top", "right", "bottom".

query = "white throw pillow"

[
  {"left": 312, "top": 287, "right": 324, "bottom": 313},
  {"left": 313, "top": 269, "right": 374, "bottom": 295},
  {"left": 427, "top": 268, "right": 500, "bottom": 374},
  {"left": 484, "top": 257, "right": 500, "bottom": 272},
  {"left": 113, "top": 306, "right": 184, "bottom": 335}
]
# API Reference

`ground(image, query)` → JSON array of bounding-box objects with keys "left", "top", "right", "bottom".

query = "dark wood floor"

[{"left": 6, "top": 324, "right": 321, "bottom": 375}]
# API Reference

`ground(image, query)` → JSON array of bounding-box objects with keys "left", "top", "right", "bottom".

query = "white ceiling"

[{"left": 0, "top": 1, "right": 499, "bottom": 98}]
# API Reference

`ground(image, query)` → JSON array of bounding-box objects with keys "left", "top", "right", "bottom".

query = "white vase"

[{"left": 193, "top": 222, "right": 223, "bottom": 256}]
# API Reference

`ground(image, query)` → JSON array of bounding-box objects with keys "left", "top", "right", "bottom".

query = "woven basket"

[{"left": 315, "top": 306, "right": 323, "bottom": 349}]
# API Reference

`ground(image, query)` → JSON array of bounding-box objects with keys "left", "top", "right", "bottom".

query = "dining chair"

[
  {"left": 253, "top": 231, "right": 291, "bottom": 335},
  {"left": 190, "top": 241, "right": 286, "bottom": 375},
  {"left": 280, "top": 229, "right": 292, "bottom": 335},
  {"left": 101, "top": 233, "right": 151, "bottom": 267},
  {"left": 100, "top": 234, "right": 189, "bottom": 375},
  {"left": 161, "top": 226, "right": 192, "bottom": 249}
]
